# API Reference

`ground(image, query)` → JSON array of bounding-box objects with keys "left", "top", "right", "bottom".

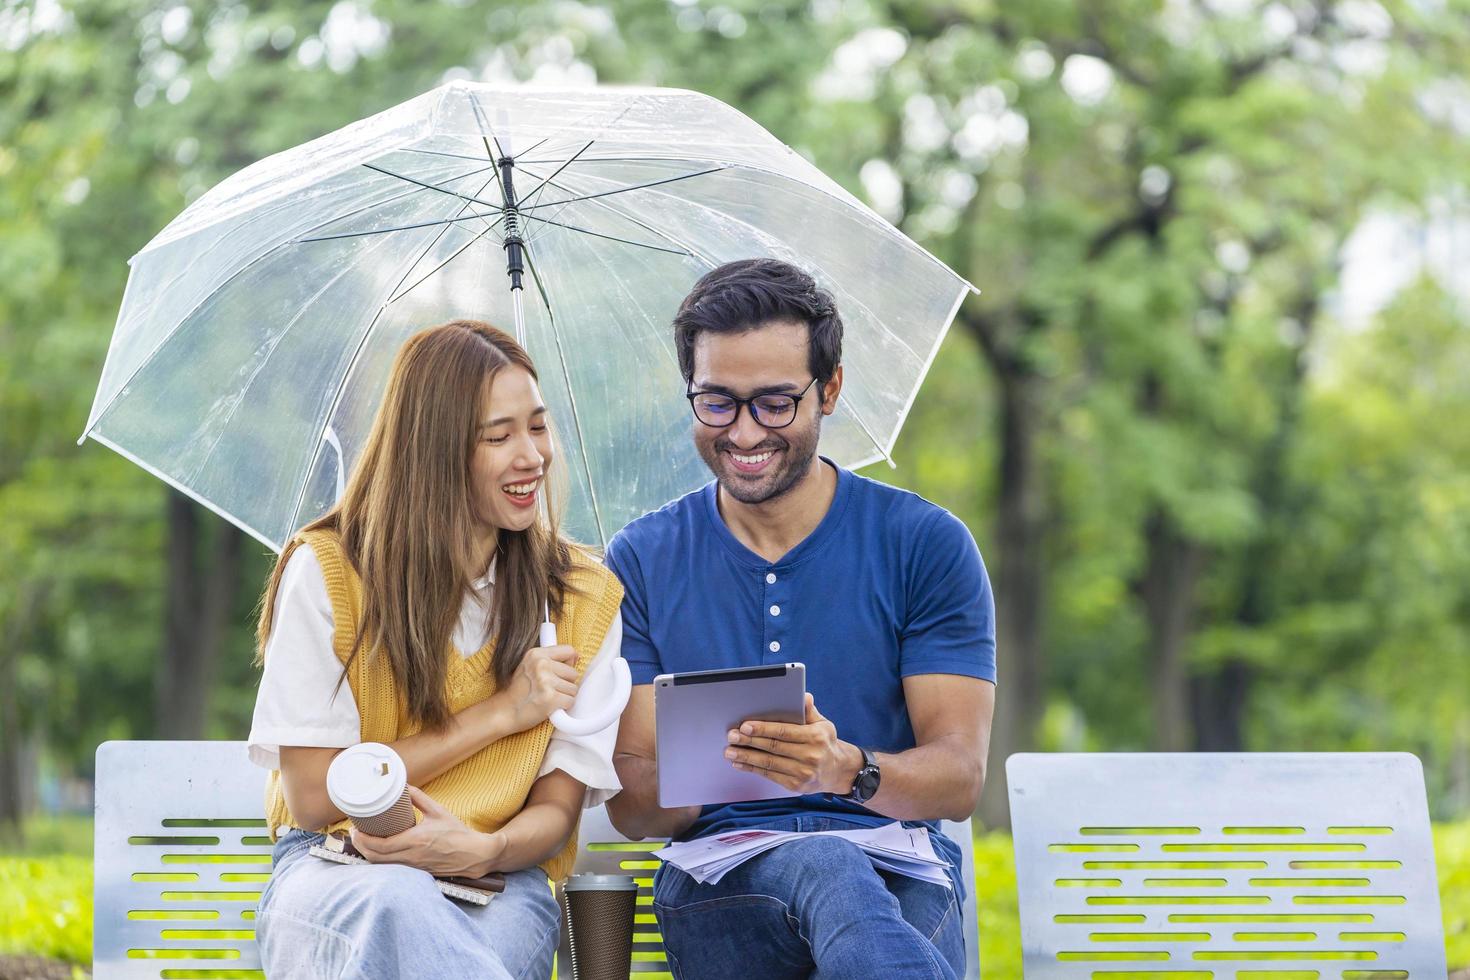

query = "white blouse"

[{"left": 246, "top": 544, "right": 623, "bottom": 809}]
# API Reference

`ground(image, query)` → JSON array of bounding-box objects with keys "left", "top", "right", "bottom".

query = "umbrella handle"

[{"left": 541, "top": 620, "right": 633, "bottom": 736}]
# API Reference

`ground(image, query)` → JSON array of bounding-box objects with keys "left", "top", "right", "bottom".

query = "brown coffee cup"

[
  {"left": 560, "top": 874, "right": 639, "bottom": 980},
  {"left": 326, "top": 743, "right": 415, "bottom": 836},
  {"left": 347, "top": 786, "right": 414, "bottom": 837}
]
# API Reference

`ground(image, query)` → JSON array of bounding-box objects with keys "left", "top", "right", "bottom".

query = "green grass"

[
  {"left": 2, "top": 814, "right": 94, "bottom": 857},
  {"left": 4, "top": 816, "right": 1467, "bottom": 975},
  {"left": 974, "top": 829, "right": 1023, "bottom": 978},
  {"left": 1441, "top": 821, "right": 1470, "bottom": 967},
  {"left": 0, "top": 854, "right": 93, "bottom": 965}
]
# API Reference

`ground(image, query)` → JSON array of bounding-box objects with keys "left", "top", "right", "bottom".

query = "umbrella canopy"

[{"left": 82, "top": 82, "right": 976, "bottom": 551}]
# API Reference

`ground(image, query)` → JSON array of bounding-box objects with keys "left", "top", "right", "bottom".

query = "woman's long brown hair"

[{"left": 255, "top": 320, "right": 575, "bottom": 731}]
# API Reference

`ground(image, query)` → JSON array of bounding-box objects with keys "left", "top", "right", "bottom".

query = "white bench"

[
  {"left": 1006, "top": 752, "right": 1448, "bottom": 979},
  {"left": 94, "top": 740, "right": 982, "bottom": 979}
]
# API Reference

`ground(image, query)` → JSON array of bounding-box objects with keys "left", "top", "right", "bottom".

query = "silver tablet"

[{"left": 654, "top": 663, "right": 807, "bottom": 809}]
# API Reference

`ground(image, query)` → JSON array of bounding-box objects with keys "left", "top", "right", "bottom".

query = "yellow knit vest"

[{"left": 262, "top": 528, "right": 623, "bottom": 881}]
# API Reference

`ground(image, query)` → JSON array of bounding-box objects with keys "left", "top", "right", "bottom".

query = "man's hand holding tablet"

[
  {"left": 722, "top": 692, "right": 865, "bottom": 796},
  {"left": 654, "top": 663, "right": 812, "bottom": 808}
]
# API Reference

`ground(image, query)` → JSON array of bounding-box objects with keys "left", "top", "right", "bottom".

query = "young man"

[{"left": 604, "top": 258, "right": 996, "bottom": 980}]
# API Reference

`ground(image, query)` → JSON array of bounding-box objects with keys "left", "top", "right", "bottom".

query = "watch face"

[{"left": 853, "top": 767, "right": 880, "bottom": 803}]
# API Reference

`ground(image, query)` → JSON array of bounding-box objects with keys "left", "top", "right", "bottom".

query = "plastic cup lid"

[
  {"left": 325, "top": 742, "right": 407, "bottom": 818},
  {"left": 564, "top": 873, "right": 640, "bottom": 892}
]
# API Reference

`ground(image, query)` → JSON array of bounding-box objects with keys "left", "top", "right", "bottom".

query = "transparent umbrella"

[{"left": 81, "top": 81, "right": 977, "bottom": 553}]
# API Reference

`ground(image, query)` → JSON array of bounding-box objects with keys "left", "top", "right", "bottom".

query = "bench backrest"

[
  {"left": 1006, "top": 752, "right": 1446, "bottom": 979},
  {"left": 95, "top": 741, "right": 981, "bottom": 979}
]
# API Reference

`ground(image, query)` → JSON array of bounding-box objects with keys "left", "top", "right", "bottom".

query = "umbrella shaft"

[
  {"left": 504, "top": 236, "right": 524, "bottom": 290},
  {"left": 500, "top": 157, "right": 525, "bottom": 291},
  {"left": 502, "top": 151, "right": 526, "bottom": 345}
]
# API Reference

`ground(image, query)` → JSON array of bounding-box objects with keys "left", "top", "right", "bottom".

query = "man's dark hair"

[{"left": 673, "top": 258, "right": 843, "bottom": 384}]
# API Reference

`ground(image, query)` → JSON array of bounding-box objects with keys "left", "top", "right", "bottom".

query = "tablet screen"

[{"left": 654, "top": 663, "right": 806, "bottom": 809}]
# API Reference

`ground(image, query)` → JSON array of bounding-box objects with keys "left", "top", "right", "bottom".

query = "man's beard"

[{"left": 698, "top": 417, "right": 822, "bottom": 505}]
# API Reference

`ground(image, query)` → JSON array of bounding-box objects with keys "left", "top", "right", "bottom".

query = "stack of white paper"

[{"left": 656, "top": 821, "right": 952, "bottom": 887}]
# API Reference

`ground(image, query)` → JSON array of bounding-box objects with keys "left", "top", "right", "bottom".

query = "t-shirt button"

[
  {"left": 766, "top": 572, "right": 777, "bottom": 584},
  {"left": 769, "top": 641, "right": 781, "bottom": 653},
  {"left": 770, "top": 605, "right": 781, "bottom": 616}
]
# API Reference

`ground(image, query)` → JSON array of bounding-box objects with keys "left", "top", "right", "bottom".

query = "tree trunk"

[
  {"left": 155, "top": 492, "right": 244, "bottom": 739},
  {"left": 976, "top": 370, "right": 1048, "bottom": 829},
  {"left": 0, "top": 642, "right": 22, "bottom": 846},
  {"left": 1191, "top": 287, "right": 1321, "bottom": 751},
  {"left": 1130, "top": 368, "right": 1207, "bottom": 753},
  {"left": 1138, "top": 511, "right": 1206, "bottom": 751},
  {"left": 0, "top": 585, "right": 45, "bottom": 845},
  {"left": 1191, "top": 661, "right": 1253, "bottom": 751}
]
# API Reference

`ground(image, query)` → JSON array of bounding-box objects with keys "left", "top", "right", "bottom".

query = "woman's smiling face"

[{"left": 471, "top": 366, "right": 553, "bottom": 537}]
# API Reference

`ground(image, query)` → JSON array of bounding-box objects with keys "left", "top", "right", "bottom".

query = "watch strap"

[{"left": 847, "top": 745, "right": 880, "bottom": 802}]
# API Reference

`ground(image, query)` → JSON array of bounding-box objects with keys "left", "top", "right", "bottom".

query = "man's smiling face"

[{"left": 689, "top": 319, "right": 835, "bottom": 505}]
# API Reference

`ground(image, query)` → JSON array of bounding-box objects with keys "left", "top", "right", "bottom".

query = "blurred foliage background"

[{"left": 2, "top": 0, "right": 1470, "bottom": 969}]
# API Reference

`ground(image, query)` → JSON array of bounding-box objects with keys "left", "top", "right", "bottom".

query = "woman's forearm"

[
  {"left": 390, "top": 690, "right": 524, "bottom": 788},
  {"left": 478, "top": 800, "right": 578, "bottom": 874},
  {"left": 280, "top": 691, "right": 527, "bottom": 830}
]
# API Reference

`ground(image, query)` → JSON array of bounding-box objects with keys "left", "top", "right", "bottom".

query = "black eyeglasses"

[{"left": 686, "top": 378, "right": 821, "bottom": 429}]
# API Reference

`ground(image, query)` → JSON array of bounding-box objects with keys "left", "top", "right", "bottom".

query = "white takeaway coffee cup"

[{"left": 326, "top": 742, "right": 414, "bottom": 837}]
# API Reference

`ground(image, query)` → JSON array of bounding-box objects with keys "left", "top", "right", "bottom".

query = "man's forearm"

[
  {"left": 607, "top": 752, "right": 700, "bottom": 840},
  {"left": 852, "top": 734, "right": 985, "bottom": 823}
]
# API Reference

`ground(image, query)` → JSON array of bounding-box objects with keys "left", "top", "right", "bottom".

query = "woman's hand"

[
  {"left": 498, "top": 643, "right": 580, "bottom": 731},
  {"left": 350, "top": 787, "right": 505, "bottom": 877}
]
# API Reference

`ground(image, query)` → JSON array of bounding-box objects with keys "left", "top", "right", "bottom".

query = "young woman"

[{"left": 246, "top": 320, "right": 625, "bottom": 979}]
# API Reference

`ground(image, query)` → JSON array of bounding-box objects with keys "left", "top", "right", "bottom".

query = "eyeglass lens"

[{"left": 692, "top": 393, "right": 798, "bottom": 427}]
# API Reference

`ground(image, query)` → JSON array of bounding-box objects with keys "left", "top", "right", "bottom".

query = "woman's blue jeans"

[
  {"left": 652, "top": 816, "right": 965, "bottom": 980},
  {"left": 255, "top": 829, "right": 561, "bottom": 979}
]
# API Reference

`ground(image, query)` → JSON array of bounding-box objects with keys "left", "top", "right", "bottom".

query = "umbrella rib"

[
  {"left": 297, "top": 210, "right": 505, "bottom": 243},
  {"left": 403, "top": 146, "right": 497, "bottom": 165},
  {"left": 519, "top": 167, "right": 725, "bottom": 211},
  {"left": 519, "top": 212, "right": 690, "bottom": 256},
  {"left": 514, "top": 96, "right": 645, "bottom": 212},
  {"left": 362, "top": 162, "right": 504, "bottom": 211},
  {"left": 511, "top": 164, "right": 699, "bottom": 377},
  {"left": 512, "top": 155, "right": 728, "bottom": 166},
  {"left": 84, "top": 164, "right": 492, "bottom": 442},
  {"left": 523, "top": 245, "right": 608, "bottom": 547},
  {"left": 513, "top": 164, "right": 720, "bottom": 267},
  {"left": 511, "top": 153, "right": 978, "bottom": 295},
  {"left": 517, "top": 164, "right": 927, "bottom": 367},
  {"left": 376, "top": 169, "right": 506, "bottom": 294},
  {"left": 381, "top": 167, "right": 509, "bottom": 304},
  {"left": 196, "top": 163, "right": 503, "bottom": 514},
  {"left": 283, "top": 183, "right": 503, "bottom": 535},
  {"left": 522, "top": 94, "right": 644, "bottom": 161},
  {"left": 185, "top": 240, "right": 390, "bottom": 486},
  {"left": 512, "top": 133, "right": 554, "bottom": 160},
  {"left": 516, "top": 139, "right": 596, "bottom": 212},
  {"left": 843, "top": 398, "right": 896, "bottom": 467},
  {"left": 386, "top": 221, "right": 502, "bottom": 306},
  {"left": 467, "top": 91, "right": 510, "bottom": 165},
  {"left": 274, "top": 160, "right": 494, "bottom": 242}
]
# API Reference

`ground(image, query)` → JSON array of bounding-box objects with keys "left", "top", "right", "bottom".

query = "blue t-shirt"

[{"left": 605, "top": 459, "right": 996, "bottom": 893}]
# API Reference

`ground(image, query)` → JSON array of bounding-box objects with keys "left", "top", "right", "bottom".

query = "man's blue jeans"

[{"left": 652, "top": 816, "right": 965, "bottom": 979}]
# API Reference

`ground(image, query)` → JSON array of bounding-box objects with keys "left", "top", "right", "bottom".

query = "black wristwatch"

[{"left": 845, "top": 746, "right": 881, "bottom": 804}]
